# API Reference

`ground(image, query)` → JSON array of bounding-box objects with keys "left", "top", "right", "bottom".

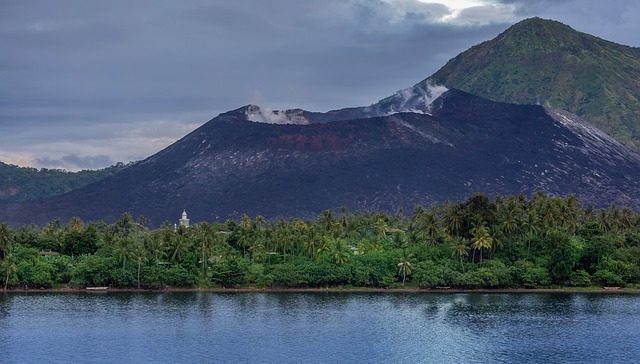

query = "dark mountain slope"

[
  {"left": 2, "top": 89, "right": 639, "bottom": 227},
  {"left": 428, "top": 17, "right": 640, "bottom": 149}
]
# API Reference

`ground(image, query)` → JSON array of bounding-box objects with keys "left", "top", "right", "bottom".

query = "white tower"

[{"left": 179, "top": 210, "right": 190, "bottom": 228}]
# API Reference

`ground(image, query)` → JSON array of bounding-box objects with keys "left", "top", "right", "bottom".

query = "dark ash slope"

[{"left": 1, "top": 89, "right": 639, "bottom": 227}]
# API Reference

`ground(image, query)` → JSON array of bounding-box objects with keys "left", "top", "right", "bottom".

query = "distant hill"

[
  {"left": 0, "top": 162, "right": 131, "bottom": 203},
  {"left": 428, "top": 17, "right": 640, "bottom": 149},
  {"left": 2, "top": 88, "right": 639, "bottom": 227}
]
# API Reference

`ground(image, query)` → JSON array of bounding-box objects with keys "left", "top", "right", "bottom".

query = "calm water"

[{"left": 1, "top": 291, "right": 639, "bottom": 363}]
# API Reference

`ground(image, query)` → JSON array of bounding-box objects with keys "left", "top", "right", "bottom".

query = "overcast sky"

[{"left": 2, "top": 0, "right": 639, "bottom": 171}]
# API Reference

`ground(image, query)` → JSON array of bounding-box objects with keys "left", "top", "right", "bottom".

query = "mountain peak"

[
  {"left": 506, "top": 17, "right": 572, "bottom": 34},
  {"left": 495, "top": 17, "right": 614, "bottom": 52},
  {"left": 428, "top": 17, "right": 640, "bottom": 149}
]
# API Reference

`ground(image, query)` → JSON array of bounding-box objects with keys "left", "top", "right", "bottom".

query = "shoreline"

[{"left": 3, "top": 286, "right": 640, "bottom": 294}]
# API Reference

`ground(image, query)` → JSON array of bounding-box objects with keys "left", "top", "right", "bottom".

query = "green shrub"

[
  {"left": 413, "top": 260, "right": 460, "bottom": 288},
  {"left": 166, "top": 265, "right": 196, "bottom": 287},
  {"left": 569, "top": 270, "right": 591, "bottom": 287},
  {"left": 592, "top": 269, "right": 624, "bottom": 287},
  {"left": 512, "top": 261, "right": 551, "bottom": 288},
  {"left": 141, "top": 265, "right": 167, "bottom": 287},
  {"left": 210, "top": 257, "right": 247, "bottom": 287},
  {"left": 110, "top": 267, "right": 136, "bottom": 287},
  {"left": 70, "top": 255, "right": 116, "bottom": 286},
  {"left": 349, "top": 253, "right": 395, "bottom": 287},
  {"left": 17, "top": 259, "right": 55, "bottom": 288}
]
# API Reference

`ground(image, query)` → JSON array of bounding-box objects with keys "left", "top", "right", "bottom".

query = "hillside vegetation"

[
  {"left": 1, "top": 193, "right": 639, "bottom": 290},
  {"left": 428, "top": 17, "right": 640, "bottom": 149},
  {"left": 0, "top": 162, "right": 132, "bottom": 203}
]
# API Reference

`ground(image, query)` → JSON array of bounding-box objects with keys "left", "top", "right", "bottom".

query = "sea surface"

[{"left": 1, "top": 291, "right": 639, "bottom": 363}]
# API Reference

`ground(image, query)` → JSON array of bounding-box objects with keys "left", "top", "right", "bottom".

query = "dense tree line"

[
  {"left": 2, "top": 192, "right": 640, "bottom": 290},
  {"left": 0, "top": 161, "right": 131, "bottom": 203}
]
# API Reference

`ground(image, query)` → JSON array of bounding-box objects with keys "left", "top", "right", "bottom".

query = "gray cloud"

[
  {"left": 36, "top": 154, "right": 114, "bottom": 171},
  {"left": 1, "top": 0, "right": 638, "bottom": 170}
]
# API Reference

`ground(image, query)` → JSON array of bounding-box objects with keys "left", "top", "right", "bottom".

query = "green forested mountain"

[
  {"left": 428, "top": 17, "right": 640, "bottom": 149},
  {"left": 0, "top": 162, "right": 132, "bottom": 203}
]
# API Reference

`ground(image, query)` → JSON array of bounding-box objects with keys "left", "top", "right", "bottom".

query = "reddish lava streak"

[{"left": 269, "top": 132, "right": 358, "bottom": 153}]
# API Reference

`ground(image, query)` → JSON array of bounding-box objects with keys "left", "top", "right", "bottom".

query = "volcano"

[{"left": 2, "top": 86, "right": 639, "bottom": 227}]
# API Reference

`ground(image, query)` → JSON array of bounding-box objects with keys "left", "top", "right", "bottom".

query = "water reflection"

[{"left": 2, "top": 292, "right": 640, "bottom": 363}]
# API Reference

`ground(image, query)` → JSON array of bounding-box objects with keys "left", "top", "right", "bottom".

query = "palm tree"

[
  {"left": 357, "top": 238, "right": 369, "bottom": 255},
  {"left": 443, "top": 204, "right": 463, "bottom": 237},
  {"left": 450, "top": 237, "right": 470, "bottom": 272},
  {"left": 332, "top": 237, "right": 350, "bottom": 265},
  {"left": 291, "top": 219, "right": 308, "bottom": 257},
  {"left": 391, "top": 230, "right": 406, "bottom": 248},
  {"left": 341, "top": 206, "right": 348, "bottom": 229},
  {"left": 406, "top": 230, "right": 421, "bottom": 247},
  {"left": 417, "top": 211, "right": 441, "bottom": 245},
  {"left": 240, "top": 214, "right": 252, "bottom": 229},
  {"left": 499, "top": 207, "right": 520, "bottom": 240},
  {"left": 563, "top": 194, "right": 580, "bottom": 233},
  {"left": 619, "top": 207, "right": 634, "bottom": 234},
  {"left": 410, "top": 205, "right": 426, "bottom": 229},
  {"left": 133, "top": 243, "right": 146, "bottom": 288},
  {"left": 42, "top": 220, "right": 64, "bottom": 252},
  {"left": 320, "top": 209, "right": 338, "bottom": 232},
  {"left": 115, "top": 236, "right": 133, "bottom": 269},
  {"left": 196, "top": 222, "right": 213, "bottom": 275},
  {"left": 303, "top": 228, "right": 319, "bottom": 259},
  {"left": 522, "top": 212, "right": 540, "bottom": 259},
  {"left": 237, "top": 227, "right": 253, "bottom": 258},
  {"left": 316, "top": 235, "right": 332, "bottom": 258},
  {"left": 248, "top": 239, "right": 265, "bottom": 262},
  {"left": 471, "top": 226, "right": 493, "bottom": 265},
  {"left": 0, "top": 222, "right": 17, "bottom": 289},
  {"left": 275, "top": 227, "right": 290, "bottom": 262},
  {"left": 113, "top": 212, "right": 135, "bottom": 237},
  {"left": 487, "top": 225, "right": 502, "bottom": 258},
  {"left": 170, "top": 235, "right": 191, "bottom": 262},
  {"left": 582, "top": 204, "right": 596, "bottom": 223},
  {"left": 146, "top": 233, "right": 167, "bottom": 262},
  {"left": 2, "top": 252, "right": 17, "bottom": 290},
  {"left": 375, "top": 218, "right": 389, "bottom": 238},
  {"left": 541, "top": 200, "right": 559, "bottom": 230},
  {"left": 254, "top": 215, "right": 265, "bottom": 230},
  {"left": 67, "top": 217, "right": 85, "bottom": 233},
  {"left": 597, "top": 209, "right": 611, "bottom": 233},
  {"left": 0, "top": 222, "right": 13, "bottom": 261},
  {"left": 397, "top": 250, "right": 414, "bottom": 286}
]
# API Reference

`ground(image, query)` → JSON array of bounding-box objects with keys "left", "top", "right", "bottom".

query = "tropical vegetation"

[
  {"left": 2, "top": 192, "right": 640, "bottom": 291},
  {"left": 0, "top": 161, "right": 131, "bottom": 203}
]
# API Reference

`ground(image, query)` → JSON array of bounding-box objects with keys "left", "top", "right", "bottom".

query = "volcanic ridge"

[{"left": 1, "top": 84, "right": 639, "bottom": 226}]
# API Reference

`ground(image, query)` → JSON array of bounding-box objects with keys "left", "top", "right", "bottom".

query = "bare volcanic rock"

[{"left": 1, "top": 89, "right": 640, "bottom": 227}]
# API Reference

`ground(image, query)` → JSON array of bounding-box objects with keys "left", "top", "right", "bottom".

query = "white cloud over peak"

[{"left": 410, "top": 0, "right": 518, "bottom": 25}]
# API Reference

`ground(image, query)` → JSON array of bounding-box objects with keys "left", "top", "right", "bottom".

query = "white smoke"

[
  {"left": 385, "top": 82, "right": 448, "bottom": 115},
  {"left": 244, "top": 82, "right": 448, "bottom": 124},
  {"left": 245, "top": 105, "right": 309, "bottom": 125}
]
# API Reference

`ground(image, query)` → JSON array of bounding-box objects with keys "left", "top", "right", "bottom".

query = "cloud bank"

[{"left": 1, "top": 0, "right": 638, "bottom": 170}]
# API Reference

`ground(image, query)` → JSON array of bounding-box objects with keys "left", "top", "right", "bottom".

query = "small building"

[{"left": 179, "top": 210, "right": 190, "bottom": 228}]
